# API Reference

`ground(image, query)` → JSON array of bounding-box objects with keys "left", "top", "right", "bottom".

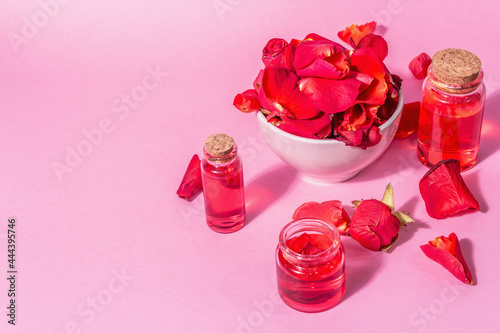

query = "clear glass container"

[
  {"left": 275, "top": 218, "right": 345, "bottom": 313},
  {"left": 417, "top": 49, "right": 485, "bottom": 171},
  {"left": 201, "top": 133, "right": 246, "bottom": 233}
]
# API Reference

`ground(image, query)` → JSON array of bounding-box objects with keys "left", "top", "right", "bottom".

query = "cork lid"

[
  {"left": 432, "top": 48, "right": 482, "bottom": 85},
  {"left": 205, "top": 133, "right": 234, "bottom": 157}
]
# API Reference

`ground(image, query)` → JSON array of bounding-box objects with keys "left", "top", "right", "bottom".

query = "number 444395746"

[{"left": 7, "top": 219, "right": 16, "bottom": 270}]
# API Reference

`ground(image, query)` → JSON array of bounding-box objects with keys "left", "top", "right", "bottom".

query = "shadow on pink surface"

[
  {"left": 245, "top": 165, "right": 297, "bottom": 224},
  {"left": 458, "top": 238, "right": 476, "bottom": 285},
  {"left": 478, "top": 91, "right": 500, "bottom": 164},
  {"left": 343, "top": 238, "right": 384, "bottom": 300}
]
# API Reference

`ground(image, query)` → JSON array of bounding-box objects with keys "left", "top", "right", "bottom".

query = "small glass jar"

[
  {"left": 417, "top": 48, "right": 485, "bottom": 171},
  {"left": 275, "top": 219, "right": 345, "bottom": 313},
  {"left": 201, "top": 133, "right": 246, "bottom": 233}
]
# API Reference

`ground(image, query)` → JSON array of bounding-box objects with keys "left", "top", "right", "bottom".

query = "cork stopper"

[
  {"left": 432, "top": 48, "right": 482, "bottom": 85},
  {"left": 205, "top": 133, "right": 234, "bottom": 157}
]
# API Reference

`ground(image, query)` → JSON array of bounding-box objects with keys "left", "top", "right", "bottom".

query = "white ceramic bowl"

[{"left": 256, "top": 90, "right": 404, "bottom": 183}]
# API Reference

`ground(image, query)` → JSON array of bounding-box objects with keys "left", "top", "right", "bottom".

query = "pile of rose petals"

[{"left": 233, "top": 22, "right": 402, "bottom": 149}]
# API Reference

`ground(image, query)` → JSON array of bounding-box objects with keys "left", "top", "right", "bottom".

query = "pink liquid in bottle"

[{"left": 201, "top": 134, "right": 245, "bottom": 233}]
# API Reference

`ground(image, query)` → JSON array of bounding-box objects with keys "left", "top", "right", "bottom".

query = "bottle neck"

[{"left": 428, "top": 64, "right": 484, "bottom": 95}]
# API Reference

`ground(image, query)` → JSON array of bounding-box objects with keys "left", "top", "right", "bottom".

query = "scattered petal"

[
  {"left": 176, "top": 154, "right": 202, "bottom": 201},
  {"left": 395, "top": 101, "right": 420, "bottom": 139},
  {"left": 419, "top": 159, "right": 480, "bottom": 219},
  {"left": 292, "top": 200, "right": 350, "bottom": 235},
  {"left": 409, "top": 52, "right": 432, "bottom": 79},
  {"left": 420, "top": 233, "right": 473, "bottom": 284}
]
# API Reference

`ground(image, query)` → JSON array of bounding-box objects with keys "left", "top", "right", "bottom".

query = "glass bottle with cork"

[
  {"left": 201, "top": 133, "right": 246, "bottom": 233},
  {"left": 417, "top": 48, "right": 485, "bottom": 171}
]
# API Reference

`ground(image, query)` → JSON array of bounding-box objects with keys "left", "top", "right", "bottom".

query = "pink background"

[{"left": 1, "top": 0, "right": 500, "bottom": 332}]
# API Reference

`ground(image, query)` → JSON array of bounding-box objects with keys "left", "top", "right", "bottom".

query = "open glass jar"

[{"left": 275, "top": 218, "right": 345, "bottom": 313}]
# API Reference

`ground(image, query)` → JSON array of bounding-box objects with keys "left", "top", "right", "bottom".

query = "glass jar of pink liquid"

[{"left": 276, "top": 219, "right": 346, "bottom": 312}]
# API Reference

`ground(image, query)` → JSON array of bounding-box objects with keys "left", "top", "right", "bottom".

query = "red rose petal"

[
  {"left": 395, "top": 101, "right": 420, "bottom": 139},
  {"left": 176, "top": 154, "right": 202, "bottom": 201},
  {"left": 292, "top": 200, "right": 350, "bottom": 235},
  {"left": 420, "top": 233, "right": 473, "bottom": 284},
  {"left": 419, "top": 159, "right": 480, "bottom": 219},
  {"left": 409, "top": 52, "right": 432, "bottom": 79},
  {"left": 350, "top": 48, "right": 390, "bottom": 105},
  {"left": 292, "top": 39, "right": 345, "bottom": 72},
  {"left": 337, "top": 21, "right": 377, "bottom": 47},
  {"left": 298, "top": 77, "right": 361, "bottom": 114},
  {"left": 279, "top": 112, "right": 332, "bottom": 137},
  {"left": 233, "top": 89, "right": 261, "bottom": 113},
  {"left": 356, "top": 34, "right": 389, "bottom": 60},
  {"left": 258, "top": 67, "right": 321, "bottom": 119}
]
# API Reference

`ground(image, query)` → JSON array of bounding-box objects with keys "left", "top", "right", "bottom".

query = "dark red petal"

[
  {"left": 356, "top": 34, "right": 389, "bottom": 60},
  {"left": 176, "top": 154, "right": 202, "bottom": 201},
  {"left": 299, "top": 77, "right": 361, "bottom": 114},
  {"left": 233, "top": 89, "right": 261, "bottom": 113},
  {"left": 395, "top": 101, "right": 420, "bottom": 139},
  {"left": 337, "top": 22, "right": 377, "bottom": 47},
  {"left": 419, "top": 159, "right": 480, "bottom": 219},
  {"left": 420, "top": 233, "right": 473, "bottom": 284},
  {"left": 292, "top": 200, "right": 350, "bottom": 235},
  {"left": 409, "top": 52, "right": 432, "bottom": 79}
]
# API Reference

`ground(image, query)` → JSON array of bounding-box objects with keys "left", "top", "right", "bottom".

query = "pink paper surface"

[{"left": 1, "top": 0, "right": 500, "bottom": 332}]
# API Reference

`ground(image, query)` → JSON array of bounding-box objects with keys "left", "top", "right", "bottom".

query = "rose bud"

[
  {"left": 176, "top": 154, "right": 202, "bottom": 201},
  {"left": 292, "top": 200, "right": 350, "bottom": 235},
  {"left": 419, "top": 159, "right": 480, "bottom": 219},
  {"left": 420, "top": 233, "right": 473, "bottom": 285},
  {"left": 409, "top": 52, "right": 432, "bottom": 79},
  {"left": 262, "top": 38, "right": 291, "bottom": 69},
  {"left": 350, "top": 184, "right": 414, "bottom": 251}
]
